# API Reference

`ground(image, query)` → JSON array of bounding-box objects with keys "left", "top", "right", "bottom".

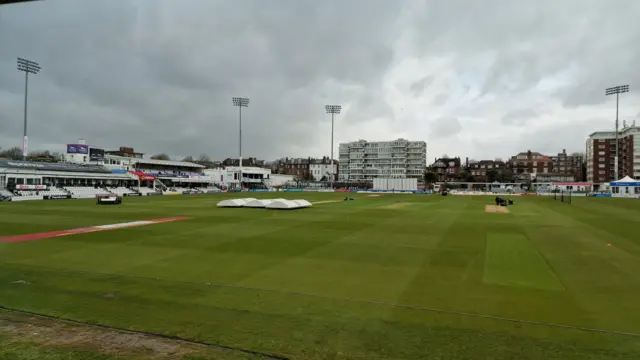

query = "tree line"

[
  {"left": 0, "top": 146, "right": 216, "bottom": 165},
  {"left": 0, "top": 146, "right": 64, "bottom": 162}
]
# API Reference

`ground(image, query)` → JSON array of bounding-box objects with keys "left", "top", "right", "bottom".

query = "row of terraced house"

[{"left": 428, "top": 149, "right": 586, "bottom": 184}]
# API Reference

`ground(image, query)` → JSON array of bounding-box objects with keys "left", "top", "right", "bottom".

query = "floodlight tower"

[
  {"left": 17, "top": 57, "right": 41, "bottom": 160},
  {"left": 325, "top": 105, "right": 341, "bottom": 188},
  {"left": 605, "top": 85, "right": 629, "bottom": 181},
  {"left": 232, "top": 97, "right": 250, "bottom": 189}
]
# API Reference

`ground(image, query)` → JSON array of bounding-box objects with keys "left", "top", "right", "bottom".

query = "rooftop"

[
  {"left": 136, "top": 158, "right": 205, "bottom": 168},
  {"left": 0, "top": 159, "right": 111, "bottom": 173}
]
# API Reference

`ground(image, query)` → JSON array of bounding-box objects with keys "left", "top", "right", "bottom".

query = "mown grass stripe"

[{"left": 484, "top": 233, "right": 565, "bottom": 291}]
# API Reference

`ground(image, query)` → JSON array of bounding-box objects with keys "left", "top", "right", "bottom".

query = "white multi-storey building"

[{"left": 338, "top": 138, "right": 427, "bottom": 182}]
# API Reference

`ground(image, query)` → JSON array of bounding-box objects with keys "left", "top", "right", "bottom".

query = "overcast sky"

[{"left": 1, "top": 0, "right": 640, "bottom": 162}]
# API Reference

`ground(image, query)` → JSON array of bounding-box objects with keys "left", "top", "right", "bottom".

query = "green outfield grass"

[{"left": 1, "top": 193, "right": 640, "bottom": 359}]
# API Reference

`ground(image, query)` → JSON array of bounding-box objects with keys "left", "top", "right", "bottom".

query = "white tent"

[
  {"left": 266, "top": 199, "right": 306, "bottom": 210},
  {"left": 244, "top": 199, "right": 274, "bottom": 208},
  {"left": 291, "top": 199, "right": 313, "bottom": 208},
  {"left": 610, "top": 176, "right": 640, "bottom": 197},
  {"left": 611, "top": 176, "right": 640, "bottom": 186},
  {"left": 216, "top": 198, "right": 256, "bottom": 207}
]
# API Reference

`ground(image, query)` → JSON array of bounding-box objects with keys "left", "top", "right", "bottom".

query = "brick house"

[
  {"left": 468, "top": 160, "right": 507, "bottom": 182},
  {"left": 427, "top": 157, "right": 462, "bottom": 181},
  {"left": 509, "top": 150, "right": 552, "bottom": 181}
]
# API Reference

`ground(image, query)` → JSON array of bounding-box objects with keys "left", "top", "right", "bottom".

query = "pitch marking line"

[{"left": 0, "top": 217, "right": 190, "bottom": 243}]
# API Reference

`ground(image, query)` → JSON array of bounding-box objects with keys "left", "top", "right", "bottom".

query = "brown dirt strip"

[
  {"left": 366, "top": 194, "right": 383, "bottom": 197},
  {"left": 485, "top": 205, "right": 510, "bottom": 213},
  {"left": 312, "top": 200, "right": 343, "bottom": 204},
  {"left": 0, "top": 217, "right": 189, "bottom": 243},
  {"left": 0, "top": 307, "right": 284, "bottom": 360}
]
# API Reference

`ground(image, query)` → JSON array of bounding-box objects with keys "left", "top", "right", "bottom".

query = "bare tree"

[
  {"left": 495, "top": 157, "right": 503, "bottom": 162},
  {"left": 0, "top": 146, "right": 23, "bottom": 160},
  {"left": 50, "top": 152, "right": 64, "bottom": 162},
  {"left": 151, "top": 153, "right": 171, "bottom": 160},
  {"left": 182, "top": 156, "right": 195, "bottom": 162},
  {"left": 198, "top": 153, "right": 211, "bottom": 162}
]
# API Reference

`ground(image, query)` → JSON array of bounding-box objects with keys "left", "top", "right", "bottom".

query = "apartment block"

[
  {"left": 586, "top": 126, "right": 640, "bottom": 183},
  {"left": 338, "top": 139, "right": 427, "bottom": 182},
  {"left": 550, "top": 149, "right": 584, "bottom": 181}
]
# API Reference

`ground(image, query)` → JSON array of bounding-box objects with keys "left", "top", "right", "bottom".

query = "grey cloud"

[
  {"left": 470, "top": 117, "right": 612, "bottom": 159},
  {"left": 408, "top": 0, "right": 640, "bottom": 107},
  {"left": 501, "top": 109, "right": 538, "bottom": 125},
  {"left": 409, "top": 75, "right": 434, "bottom": 97},
  {"left": 432, "top": 93, "right": 449, "bottom": 106},
  {"left": 430, "top": 116, "right": 462, "bottom": 138},
  {"left": 0, "top": 0, "right": 408, "bottom": 159},
  {"left": 3, "top": 0, "right": 640, "bottom": 162}
]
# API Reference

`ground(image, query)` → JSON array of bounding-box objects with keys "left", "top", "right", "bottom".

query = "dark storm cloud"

[
  {"left": 2, "top": 0, "right": 640, "bottom": 161},
  {"left": 0, "top": 0, "right": 407, "bottom": 158}
]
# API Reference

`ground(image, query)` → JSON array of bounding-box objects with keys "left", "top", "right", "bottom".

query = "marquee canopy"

[{"left": 610, "top": 176, "right": 640, "bottom": 187}]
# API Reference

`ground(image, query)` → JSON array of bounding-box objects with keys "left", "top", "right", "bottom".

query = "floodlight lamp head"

[
  {"left": 232, "top": 97, "right": 250, "bottom": 107},
  {"left": 325, "top": 105, "right": 342, "bottom": 114},
  {"left": 605, "top": 85, "right": 630, "bottom": 96},
  {"left": 17, "top": 57, "right": 41, "bottom": 74}
]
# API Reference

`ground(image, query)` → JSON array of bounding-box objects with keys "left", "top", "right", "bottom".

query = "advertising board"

[
  {"left": 66, "top": 144, "right": 89, "bottom": 154},
  {"left": 44, "top": 194, "right": 71, "bottom": 200},
  {"left": 16, "top": 185, "right": 47, "bottom": 190},
  {"left": 89, "top": 148, "right": 105, "bottom": 161}
]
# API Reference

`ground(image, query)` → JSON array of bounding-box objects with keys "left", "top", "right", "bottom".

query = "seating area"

[
  {"left": 64, "top": 186, "right": 112, "bottom": 198},
  {"left": 108, "top": 186, "right": 139, "bottom": 196},
  {"left": 136, "top": 187, "right": 160, "bottom": 195},
  {"left": 0, "top": 189, "right": 14, "bottom": 198},
  {"left": 165, "top": 187, "right": 189, "bottom": 194},
  {"left": 13, "top": 188, "right": 69, "bottom": 197}
]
